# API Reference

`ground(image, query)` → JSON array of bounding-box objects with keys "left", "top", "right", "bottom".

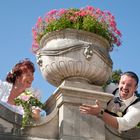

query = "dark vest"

[
  {"left": 105, "top": 88, "right": 140, "bottom": 117},
  {"left": 105, "top": 88, "right": 140, "bottom": 139}
]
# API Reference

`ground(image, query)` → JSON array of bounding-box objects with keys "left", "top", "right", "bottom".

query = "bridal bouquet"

[{"left": 14, "top": 88, "right": 44, "bottom": 128}]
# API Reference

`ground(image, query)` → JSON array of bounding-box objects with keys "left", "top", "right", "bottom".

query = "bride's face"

[{"left": 16, "top": 70, "right": 34, "bottom": 89}]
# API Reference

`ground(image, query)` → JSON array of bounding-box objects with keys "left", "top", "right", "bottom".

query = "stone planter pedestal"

[{"left": 45, "top": 80, "right": 113, "bottom": 140}]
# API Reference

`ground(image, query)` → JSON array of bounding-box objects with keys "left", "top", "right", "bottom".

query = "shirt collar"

[
  {"left": 115, "top": 90, "right": 137, "bottom": 106},
  {"left": 122, "top": 94, "right": 137, "bottom": 106}
]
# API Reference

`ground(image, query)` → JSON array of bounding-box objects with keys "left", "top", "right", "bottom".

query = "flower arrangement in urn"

[{"left": 32, "top": 5, "right": 122, "bottom": 53}]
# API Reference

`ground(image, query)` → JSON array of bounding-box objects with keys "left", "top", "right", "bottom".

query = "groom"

[{"left": 79, "top": 71, "right": 140, "bottom": 132}]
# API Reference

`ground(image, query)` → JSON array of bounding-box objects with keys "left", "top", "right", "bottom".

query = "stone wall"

[{"left": 1, "top": 80, "right": 140, "bottom": 140}]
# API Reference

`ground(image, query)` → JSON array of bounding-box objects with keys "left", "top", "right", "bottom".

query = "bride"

[{"left": 0, "top": 59, "right": 43, "bottom": 120}]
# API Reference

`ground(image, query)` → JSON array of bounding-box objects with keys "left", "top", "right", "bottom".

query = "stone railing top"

[
  {"left": 0, "top": 102, "right": 22, "bottom": 125},
  {"left": 0, "top": 101, "right": 58, "bottom": 127}
]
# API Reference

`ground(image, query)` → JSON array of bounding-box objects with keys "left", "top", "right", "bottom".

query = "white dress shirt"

[{"left": 116, "top": 94, "right": 140, "bottom": 132}]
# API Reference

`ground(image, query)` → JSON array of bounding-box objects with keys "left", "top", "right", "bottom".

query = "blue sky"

[{"left": 0, "top": 0, "right": 140, "bottom": 102}]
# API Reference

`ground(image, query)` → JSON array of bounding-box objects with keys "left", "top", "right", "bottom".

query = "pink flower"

[
  {"left": 86, "top": 6, "right": 94, "bottom": 12},
  {"left": 95, "top": 8, "right": 102, "bottom": 15},
  {"left": 79, "top": 10, "right": 88, "bottom": 17},
  {"left": 110, "top": 21, "right": 116, "bottom": 28},
  {"left": 115, "top": 29, "right": 122, "bottom": 37},
  {"left": 116, "top": 41, "right": 121, "bottom": 46},
  {"left": 20, "top": 94, "right": 30, "bottom": 101},
  {"left": 46, "top": 9, "right": 58, "bottom": 16},
  {"left": 57, "top": 9, "right": 66, "bottom": 16},
  {"left": 37, "top": 17, "right": 43, "bottom": 25}
]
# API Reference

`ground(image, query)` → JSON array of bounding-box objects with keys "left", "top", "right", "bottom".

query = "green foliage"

[
  {"left": 110, "top": 69, "right": 123, "bottom": 84},
  {"left": 103, "top": 69, "right": 122, "bottom": 90}
]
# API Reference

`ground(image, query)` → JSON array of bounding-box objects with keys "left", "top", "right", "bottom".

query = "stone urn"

[{"left": 36, "top": 29, "right": 113, "bottom": 87}]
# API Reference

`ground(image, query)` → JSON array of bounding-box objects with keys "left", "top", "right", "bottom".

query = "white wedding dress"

[
  {"left": 0, "top": 80, "right": 24, "bottom": 115},
  {"left": 0, "top": 80, "right": 46, "bottom": 117}
]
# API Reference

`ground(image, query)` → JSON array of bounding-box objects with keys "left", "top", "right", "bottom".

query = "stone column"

[{"left": 47, "top": 80, "right": 113, "bottom": 140}]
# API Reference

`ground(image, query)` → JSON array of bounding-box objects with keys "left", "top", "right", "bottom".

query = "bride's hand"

[{"left": 32, "top": 108, "right": 41, "bottom": 120}]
